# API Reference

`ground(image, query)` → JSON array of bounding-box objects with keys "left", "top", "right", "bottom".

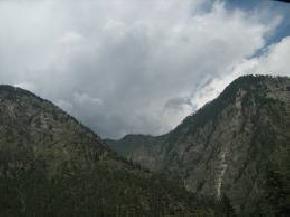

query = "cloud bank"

[{"left": 0, "top": 0, "right": 287, "bottom": 138}]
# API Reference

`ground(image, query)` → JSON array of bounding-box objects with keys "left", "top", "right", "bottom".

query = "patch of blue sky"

[{"left": 221, "top": 0, "right": 290, "bottom": 59}]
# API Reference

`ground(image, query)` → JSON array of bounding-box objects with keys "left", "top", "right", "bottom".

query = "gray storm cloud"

[{"left": 0, "top": 0, "right": 285, "bottom": 138}]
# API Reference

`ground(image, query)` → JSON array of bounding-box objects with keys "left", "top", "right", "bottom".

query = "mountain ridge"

[
  {"left": 106, "top": 74, "right": 290, "bottom": 216},
  {"left": 0, "top": 84, "right": 221, "bottom": 217}
]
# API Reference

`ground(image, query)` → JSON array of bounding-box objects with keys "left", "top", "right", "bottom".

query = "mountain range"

[
  {"left": 0, "top": 75, "right": 290, "bottom": 216},
  {"left": 0, "top": 85, "right": 211, "bottom": 217},
  {"left": 107, "top": 75, "right": 290, "bottom": 216}
]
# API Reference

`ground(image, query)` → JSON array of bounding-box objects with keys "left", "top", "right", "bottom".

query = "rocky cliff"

[{"left": 107, "top": 75, "right": 290, "bottom": 216}]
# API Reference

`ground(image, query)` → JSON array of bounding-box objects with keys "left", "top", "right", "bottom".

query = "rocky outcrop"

[{"left": 107, "top": 75, "right": 290, "bottom": 216}]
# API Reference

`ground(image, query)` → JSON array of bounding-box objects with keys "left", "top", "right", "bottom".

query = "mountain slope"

[
  {"left": 107, "top": 75, "right": 290, "bottom": 216},
  {"left": 0, "top": 85, "right": 219, "bottom": 217},
  {"left": 106, "top": 134, "right": 167, "bottom": 171}
]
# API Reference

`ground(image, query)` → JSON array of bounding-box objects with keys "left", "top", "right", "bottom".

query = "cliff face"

[
  {"left": 107, "top": 75, "right": 290, "bottom": 216},
  {"left": 0, "top": 85, "right": 203, "bottom": 217}
]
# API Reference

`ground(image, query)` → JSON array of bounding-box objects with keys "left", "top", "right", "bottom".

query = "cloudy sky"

[{"left": 0, "top": 0, "right": 290, "bottom": 138}]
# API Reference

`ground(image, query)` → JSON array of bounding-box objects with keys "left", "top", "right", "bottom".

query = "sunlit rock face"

[{"left": 107, "top": 75, "right": 290, "bottom": 216}]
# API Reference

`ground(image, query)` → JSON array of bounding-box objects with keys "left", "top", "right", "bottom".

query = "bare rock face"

[{"left": 107, "top": 75, "right": 290, "bottom": 216}]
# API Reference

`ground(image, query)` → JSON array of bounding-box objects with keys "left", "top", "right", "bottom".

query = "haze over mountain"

[{"left": 107, "top": 75, "right": 290, "bottom": 216}]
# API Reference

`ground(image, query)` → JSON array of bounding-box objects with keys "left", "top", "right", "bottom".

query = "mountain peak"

[{"left": 107, "top": 75, "right": 290, "bottom": 216}]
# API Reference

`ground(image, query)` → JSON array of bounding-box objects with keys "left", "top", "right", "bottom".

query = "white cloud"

[
  {"left": 193, "top": 36, "right": 290, "bottom": 111},
  {"left": 254, "top": 36, "right": 290, "bottom": 76},
  {"left": 58, "top": 32, "right": 84, "bottom": 45},
  {"left": 0, "top": 0, "right": 283, "bottom": 138}
]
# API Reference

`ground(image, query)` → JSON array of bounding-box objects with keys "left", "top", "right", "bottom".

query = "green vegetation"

[
  {"left": 0, "top": 85, "right": 237, "bottom": 217},
  {"left": 0, "top": 142, "right": 235, "bottom": 217}
]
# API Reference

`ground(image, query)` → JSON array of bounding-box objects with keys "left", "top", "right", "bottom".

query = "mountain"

[
  {"left": 0, "top": 85, "right": 225, "bottom": 217},
  {"left": 106, "top": 134, "right": 166, "bottom": 171},
  {"left": 106, "top": 75, "right": 290, "bottom": 216}
]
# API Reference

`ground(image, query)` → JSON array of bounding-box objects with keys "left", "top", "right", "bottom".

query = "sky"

[{"left": 0, "top": 0, "right": 290, "bottom": 138}]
